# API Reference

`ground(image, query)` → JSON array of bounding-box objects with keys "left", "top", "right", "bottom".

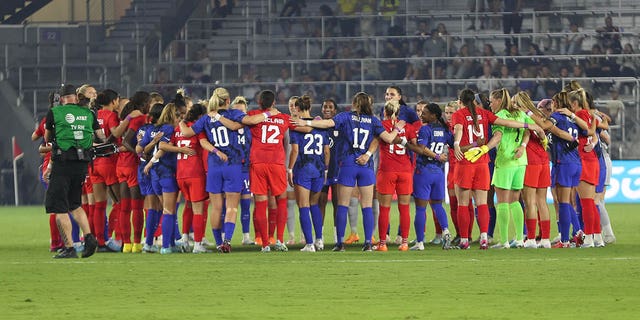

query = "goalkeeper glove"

[
  {"left": 464, "top": 145, "right": 489, "bottom": 163},
  {"left": 541, "top": 136, "right": 549, "bottom": 150}
]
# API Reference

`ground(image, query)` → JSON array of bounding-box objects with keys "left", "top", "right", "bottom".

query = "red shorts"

[
  {"left": 447, "top": 163, "right": 456, "bottom": 190},
  {"left": 376, "top": 171, "right": 413, "bottom": 195},
  {"left": 580, "top": 159, "right": 600, "bottom": 185},
  {"left": 91, "top": 162, "right": 118, "bottom": 185},
  {"left": 454, "top": 163, "right": 490, "bottom": 190},
  {"left": 82, "top": 174, "right": 93, "bottom": 194},
  {"left": 116, "top": 166, "right": 138, "bottom": 188},
  {"left": 250, "top": 163, "right": 287, "bottom": 196},
  {"left": 178, "top": 177, "right": 208, "bottom": 202},
  {"left": 524, "top": 163, "right": 551, "bottom": 188}
]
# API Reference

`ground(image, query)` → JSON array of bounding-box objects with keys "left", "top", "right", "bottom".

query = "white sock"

[
  {"left": 348, "top": 197, "right": 359, "bottom": 233},
  {"left": 287, "top": 199, "right": 296, "bottom": 238}
]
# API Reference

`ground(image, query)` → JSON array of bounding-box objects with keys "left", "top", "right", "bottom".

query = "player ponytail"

[
  {"left": 298, "top": 95, "right": 312, "bottom": 112},
  {"left": 148, "top": 103, "right": 165, "bottom": 125},
  {"left": 490, "top": 88, "right": 511, "bottom": 113},
  {"left": 208, "top": 87, "right": 230, "bottom": 112},
  {"left": 427, "top": 103, "right": 447, "bottom": 128},
  {"left": 512, "top": 91, "right": 544, "bottom": 119},
  {"left": 352, "top": 92, "right": 373, "bottom": 115},
  {"left": 459, "top": 88, "right": 479, "bottom": 132},
  {"left": 568, "top": 89, "right": 585, "bottom": 110},
  {"left": 384, "top": 99, "right": 400, "bottom": 120}
]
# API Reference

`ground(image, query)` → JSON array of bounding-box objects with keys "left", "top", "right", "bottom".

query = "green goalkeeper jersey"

[{"left": 492, "top": 109, "right": 535, "bottom": 168}]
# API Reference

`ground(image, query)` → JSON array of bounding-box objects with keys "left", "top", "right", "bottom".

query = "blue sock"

[
  {"left": 145, "top": 209, "right": 156, "bottom": 246},
  {"left": 488, "top": 206, "right": 496, "bottom": 237},
  {"left": 69, "top": 213, "right": 80, "bottom": 243},
  {"left": 299, "top": 207, "right": 313, "bottom": 244},
  {"left": 362, "top": 207, "right": 374, "bottom": 245},
  {"left": 414, "top": 206, "right": 426, "bottom": 243},
  {"left": 212, "top": 228, "right": 223, "bottom": 246},
  {"left": 173, "top": 212, "right": 180, "bottom": 241},
  {"left": 104, "top": 212, "right": 109, "bottom": 241},
  {"left": 336, "top": 205, "right": 348, "bottom": 245},
  {"left": 161, "top": 214, "right": 173, "bottom": 248},
  {"left": 431, "top": 203, "right": 449, "bottom": 231},
  {"left": 310, "top": 204, "right": 323, "bottom": 240},
  {"left": 223, "top": 222, "right": 235, "bottom": 241},
  {"left": 240, "top": 198, "right": 251, "bottom": 233},
  {"left": 221, "top": 198, "right": 227, "bottom": 222},
  {"left": 559, "top": 203, "right": 572, "bottom": 243},
  {"left": 570, "top": 205, "right": 582, "bottom": 235}
]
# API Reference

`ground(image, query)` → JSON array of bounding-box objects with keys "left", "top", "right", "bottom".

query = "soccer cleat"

[
  {"left": 269, "top": 237, "right": 276, "bottom": 245},
  {"left": 201, "top": 237, "right": 212, "bottom": 246},
  {"left": 593, "top": 234, "right": 605, "bottom": 247},
  {"left": 362, "top": 243, "right": 373, "bottom": 252},
  {"left": 551, "top": 241, "right": 570, "bottom": 248},
  {"left": 603, "top": 234, "right": 616, "bottom": 244},
  {"left": 479, "top": 239, "right": 488, "bottom": 250},
  {"left": 50, "top": 243, "right": 64, "bottom": 252},
  {"left": 538, "top": 239, "right": 551, "bottom": 249},
  {"left": 81, "top": 234, "right": 97, "bottom": 258},
  {"left": 242, "top": 237, "right": 255, "bottom": 245},
  {"left": 314, "top": 239, "right": 324, "bottom": 251},
  {"left": 457, "top": 241, "right": 470, "bottom": 250},
  {"left": 451, "top": 235, "right": 461, "bottom": 246},
  {"left": 371, "top": 236, "right": 379, "bottom": 245},
  {"left": 54, "top": 247, "right": 78, "bottom": 259},
  {"left": 220, "top": 240, "right": 232, "bottom": 253},
  {"left": 131, "top": 243, "right": 143, "bottom": 253},
  {"left": 261, "top": 246, "right": 271, "bottom": 253},
  {"left": 491, "top": 242, "right": 510, "bottom": 249},
  {"left": 375, "top": 243, "right": 388, "bottom": 252},
  {"left": 300, "top": 244, "right": 316, "bottom": 252},
  {"left": 524, "top": 239, "right": 538, "bottom": 249},
  {"left": 551, "top": 234, "right": 562, "bottom": 244},
  {"left": 511, "top": 240, "right": 524, "bottom": 248},
  {"left": 410, "top": 242, "right": 425, "bottom": 251},
  {"left": 332, "top": 243, "right": 345, "bottom": 252},
  {"left": 122, "top": 243, "right": 133, "bottom": 253},
  {"left": 442, "top": 234, "right": 452, "bottom": 250},
  {"left": 429, "top": 235, "right": 443, "bottom": 245},
  {"left": 105, "top": 238, "right": 122, "bottom": 252},
  {"left": 344, "top": 233, "right": 360, "bottom": 244},
  {"left": 573, "top": 230, "right": 584, "bottom": 247},
  {"left": 160, "top": 247, "right": 172, "bottom": 254},
  {"left": 254, "top": 237, "right": 263, "bottom": 246},
  {"left": 398, "top": 243, "right": 409, "bottom": 251},
  {"left": 274, "top": 240, "right": 288, "bottom": 252},
  {"left": 174, "top": 239, "right": 190, "bottom": 253},
  {"left": 581, "top": 234, "right": 595, "bottom": 248},
  {"left": 192, "top": 243, "right": 211, "bottom": 254}
]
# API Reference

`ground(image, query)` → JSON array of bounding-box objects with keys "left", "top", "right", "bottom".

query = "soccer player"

[
  {"left": 454, "top": 88, "right": 543, "bottom": 250},
  {"left": 179, "top": 87, "right": 246, "bottom": 253},
  {"left": 287, "top": 95, "right": 330, "bottom": 252},
  {"left": 231, "top": 96, "right": 255, "bottom": 245},
  {"left": 406, "top": 103, "right": 453, "bottom": 251},
  {"left": 375, "top": 100, "right": 417, "bottom": 252},
  {"left": 317, "top": 99, "right": 340, "bottom": 243},
  {"left": 294, "top": 92, "right": 405, "bottom": 252}
]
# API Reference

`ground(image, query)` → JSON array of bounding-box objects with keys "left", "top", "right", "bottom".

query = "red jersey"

[
  {"left": 526, "top": 130, "right": 549, "bottom": 165},
  {"left": 576, "top": 109, "right": 598, "bottom": 162},
  {"left": 452, "top": 107, "right": 498, "bottom": 165},
  {"left": 34, "top": 118, "right": 52, "bottom": 174},
  {"left": 95, "top": 109, "right": 120, "bottom": 165},
  {"left": 379, "top": 120, "right": 416, "bottom": 173},
  {"left": 117, "top": 116, "right": 146, "bottom": 167},
  {"left": 171, "top": 123, "right": 205, "bottom": 179},
  {"left": 248, "top": 110, "right": 293, "bottom": 165}
]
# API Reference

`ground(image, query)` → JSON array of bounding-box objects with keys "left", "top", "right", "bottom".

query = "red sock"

[
  {"left": 540, "top": 219, "right": 550, "bottom": 239},
  {"left": 254, "top": 200, "right": 269, "bottom": 247},
  {"left": 449, "top": 195, "right": 459, "bottom": 235},
  {"left": 108, "top": 202, "right": 121, "bottom": 240},
  {"left": 193, "top": 213, "right": 204, "bottom": 242},
  {"left": 276, "top": 198, "right": 288, "bottom": 242},
  {"left": 477, "top": 204, "right": 489, "bottom": 234},
  {"left": 526, "top": 218, "right": 538, "bottom": 240},
  {"left": 468, "top": 204, "right": 475, "bottom": 239},
  {"left": 49, "top": 214, "right": 62, "bottom": 248},
  {"left": 253, "top": 206, "right": 260, "bottom": 240},
  {"left": 432, "top": 210, "right": 442, "bottom": 234},
  {"left": 94, "top": 201, "right": 107, "bottom": 245},
  {"left": 119, "top": 198, "right": 132, "bottom": 244},
  {"left": 580, "top": 198, "right": 595, "bottom": 235},
  {"left": 398, "top": 204, "right": 410, "bottom": 239},
  {"left": 182, "top": 204, "right": 194, "bottom": 235},
  {"left": 457, "top": 205, "right": 470, "bottom": 239},
  {"left": 131, "top": 199, "right": 144, "bottom": 243},
  {"left": 268, "top": 206, "right": 277, "bottom": 239},
  {"left": 378, "top": 206, "right": 391, "bottom": 242}
]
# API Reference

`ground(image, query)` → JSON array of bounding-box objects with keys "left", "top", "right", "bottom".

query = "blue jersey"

[
  {"left": 290, "top": 123, "right": 329, "bottom": 175},
  {"left": 379, "top": 104, "right": 420, "bottom": 125},
  {"left": 151, "top": 123, "right": 177, "bottom": 174},
  {"left": 333, "top": 111, "right": 385, "bottom": 168},
  {"left": 191, "top": 109, "right": 245, "bottom": 166},
  {"left": 549, "top": 112, "right": 580, "bottom": 164},
  {"left": 416, "top": 123, "right": 452, "bottom": 170},
  {"left": 326, "top": 128, "right": 340, "bottom": 180},
  {"left": 239, "top": 125, "right": 251, "bottom": 171}
]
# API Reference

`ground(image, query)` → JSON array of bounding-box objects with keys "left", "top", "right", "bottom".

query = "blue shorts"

[
  {"left": 552, "top": 162, "right": 581, "bottom": 188},
  {"left": 293, "top": 168, "right": 324, "bottom": 193},
  {"left": 596, "top": 156, "right": 606, "bottom": 193},
  {"left": 241, "top": 171, "right": 251, "bottom": 195},
  {"left": 138, "top": 165, "right": 153, "bottom": 196},
  {"left": 337, "top": 165, "right": 375, "bottom": 188},
  {"left": 207, "top": 164, "right": 244, "bottom": 194},
  {"left": 413, "top": 166, "right": 446, "bottom": 201},
  {"left": 150, "top": 168, "right": 178, "bottom": 195}
]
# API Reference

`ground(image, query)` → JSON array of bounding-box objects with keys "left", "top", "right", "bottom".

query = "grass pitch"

[{"left": 1, "top": 204, "right": 639, "bottom": 319}]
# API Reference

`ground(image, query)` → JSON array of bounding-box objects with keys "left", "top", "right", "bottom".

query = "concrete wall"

[{"left": 27, "top": 0, "right": 132, "bottom": 23}]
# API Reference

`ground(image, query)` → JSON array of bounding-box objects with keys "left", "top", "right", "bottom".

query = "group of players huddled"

[{"left": 35, "top": 80, "right": 616, "bottom": 254}]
